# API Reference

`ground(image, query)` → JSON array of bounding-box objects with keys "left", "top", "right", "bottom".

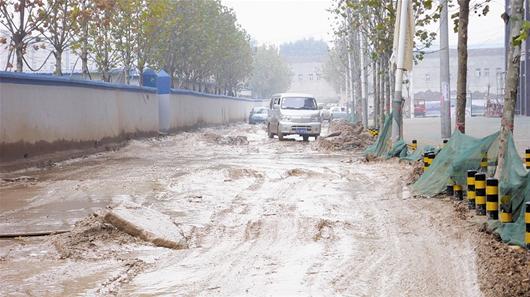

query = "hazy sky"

[{"left": 221, "top": 0, "right": 506, "bottom": 49}]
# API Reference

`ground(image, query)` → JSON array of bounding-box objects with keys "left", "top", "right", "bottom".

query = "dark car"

[{"left": 249, "top": 107, "right": 269, "bottom": 124}]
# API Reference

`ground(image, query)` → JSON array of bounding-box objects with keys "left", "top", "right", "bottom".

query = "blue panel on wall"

[
  {"left": 156, "top": 70, "right": 171, "bottom": 94},
  {"left": 142, "top": 69, "right": 157, "bottom": 88}
]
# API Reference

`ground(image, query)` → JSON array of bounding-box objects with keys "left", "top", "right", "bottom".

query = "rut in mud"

[{"left": 0, "top": 123, "right": 483, "bottom": 296}]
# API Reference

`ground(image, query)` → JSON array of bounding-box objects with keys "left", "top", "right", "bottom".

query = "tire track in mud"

[
  {"left": 328, "top": 163, "right": 481, "bottom": 297},
  {"left": 119, "top": 146, "right": 482, "bottom": 296}
]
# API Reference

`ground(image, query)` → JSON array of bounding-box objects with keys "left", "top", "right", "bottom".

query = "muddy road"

[{"left": 0, "top": 123, "right": 482, "bottom": 296}]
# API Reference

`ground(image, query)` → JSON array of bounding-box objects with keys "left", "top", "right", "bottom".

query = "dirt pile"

[
  {"left": 316, "top": 120, "right": 374, "bottom": 151},
  {"left": 52, "top": 212, "right": 139, "bottom": 260},
  {"left": 286, "top": 168, "right": 319, "bottom": 177},
  {"left": 404, "top": 161, "right": 424, "bottom": 185},
  {"left": 476, "top": 230, "right": 530, "bottom": 297},
  {"left": 313, "top": 219, "right": 335, "bottom": 241},
  {"left": 53, "top": 202, "right": 189, "bottom": 260},
  {"left": 203, "top": 133, "right": 249, "bottom": 145},
  {"left": 452, "top": 201, "right": 470, "bottom": 220},
  {"left": 227, "top": 168, "right": 263, "bottom": 180}
]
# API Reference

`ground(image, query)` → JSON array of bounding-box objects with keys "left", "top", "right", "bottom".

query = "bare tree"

[
  {"left": 0, "top": 0, "right": 53, "bottom": 72},
  {"left": 497, "top": 0, "right": 526, "bottom": 176},
  {"left": 40, "top": 0, "right": 80, "bottom": 75},
  {"left": 455, "top": 0, "right": 469, "bottom": 133}
]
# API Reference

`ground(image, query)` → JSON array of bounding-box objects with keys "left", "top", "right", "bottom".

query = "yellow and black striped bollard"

[
  {"left": 480, "top": 152, "right": 488, "bottom": 172},
  {"left": 428, "top": 152, "right": 435, "bottom": 166},
  {"left": 525, "top": 202, "right": 530, "bottom": 249},
  {"left": 524, "top": 149, "right": 530, "bottom": 170},
  {"left": 467, "top": 170, "right": 477, "bottom": 209},
  {"left": 500, "top": 195, "right": 512, "bottom": 223},
  {"left": 526, "top": 149, "right": 530, "bottom": 169},
  {"left": 423, "top": 152, "right": 429, "bottom": 171},
  {"left": 447, "top": 178, "right": 454, "bottom": 196},
  {"left": 475, "top": 173, "right": 486, "bottom": 216},
  {"left": 454, "top": 184, "right": 463, "bottom": 200},
  {"left": 411, "top": 139, "right": 417, "bottom": 151},
  {"left": 486, "top": 178, "right": 499, "bottom": 220}
]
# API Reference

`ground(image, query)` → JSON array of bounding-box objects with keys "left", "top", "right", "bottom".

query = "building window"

[
  {"left": 298, "top": 74, "right": 303, "bottom": 80},
  {"left": 496, "top": 67, "right": 503, "bottom": 75},
  {"left": 425, "top": 73, "right": 430, "bottom": 81},
  {"left": 316, "top": 73, "right": 321, "bottom": 80},
  {"left": 475, "top": 68, "right": 481, "bottom": 77},
  {"left": 309, "top": 73, "right": 313, "bottom": 80},
  {"left": 484, "top": 68, "right": 489, "bottom": 77}
]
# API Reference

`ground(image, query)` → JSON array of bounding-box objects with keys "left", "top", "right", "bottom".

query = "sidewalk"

[{"left": 403, "top": 116, "right": 530, "bottom": 153}]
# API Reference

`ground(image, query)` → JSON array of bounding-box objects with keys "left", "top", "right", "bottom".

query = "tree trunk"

[
  {"left": 81, "top": 39, "right": 90, "bottom": 79},
  {"left": 14, "top": 2, "right": 26, "bottom": 72},
  {"left": 385, "top": 57, "right": 391, "bottom": 116},
  {"left": 81, "top": 50, "right": 89, "bottom": 78},
  {"left": 138, "top": 66, "right": 145, "bottom": 86},
  {"left": 102, "top": 65, "right": 111, "bottom": 82},
  {"left": 373, "top": 61, "right": 379, "bottom": 128},
  {"left": 455, "top": 0, "right": 470, "bottom": 133},
  {"left": 14, "top": 36, "right": 24, "bottom": 72},
  {"left": 124, "top": 67, "right": 130, "bottom": 84},
  {"left": 497, "top": 0, "right": 524, "bottom": 178},
  {"left": 354, "top": 66, "right": 363, "bottom": 121},
  {"left": 360, "top": 33, "right": 369, "bottom": 128},
  {"left": 352, "top": 30, "right": 362, "bottom": 121},
  {"left": 124, "top": 51, "right": 131, "bottom": 84},
  {"left": 379, "top": 60, "right": 385, "bottom": 127},
  {"left": 54, "top": 50, "right": 63, "bottom": 76}
]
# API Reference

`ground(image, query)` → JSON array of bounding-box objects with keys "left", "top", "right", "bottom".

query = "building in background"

[
  {"left": 280, "top": 39, "right": 340, "bottom": 104},
  {"left": 411, "top": 47, "right": 505, "bottom": 116}
]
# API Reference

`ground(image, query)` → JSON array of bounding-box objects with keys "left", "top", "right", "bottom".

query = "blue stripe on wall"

[
  {"left": 0, "top": 71, "right": 157, "bottom": 94},
  {"left": 0, "top": 71, "right": 263, "bottom": 102}
]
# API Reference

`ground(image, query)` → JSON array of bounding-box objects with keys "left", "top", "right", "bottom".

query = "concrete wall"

[
  {"left": 169, "top": 89, "right": 256, "bottom": 130},
  {"left": 0, "top": 72, "right": 259, "bottom": 165}
]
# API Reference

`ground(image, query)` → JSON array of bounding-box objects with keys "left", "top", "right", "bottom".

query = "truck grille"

[{"left": 291, "top": 126, "right": 312, "bottom": 131}]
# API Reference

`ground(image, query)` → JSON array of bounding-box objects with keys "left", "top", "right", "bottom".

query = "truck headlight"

[{"left": 311, "top": 115, "right": 321, "bottom": 122}]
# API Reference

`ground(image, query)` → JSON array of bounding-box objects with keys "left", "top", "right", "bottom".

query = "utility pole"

[
  {"left": 392, "top": 0, "right": 410, "bottom": 142},
  {"left": 440, "top": 0, "right": 451, "bottom": 139}
]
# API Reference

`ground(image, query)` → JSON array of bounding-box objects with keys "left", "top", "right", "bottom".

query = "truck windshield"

[{"left": 281, "top": 97, "right": 317, "bottom": 110}]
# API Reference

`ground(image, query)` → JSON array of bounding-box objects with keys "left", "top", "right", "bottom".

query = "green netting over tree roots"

[
  {"left": 411, "top": 130, "right": 500, "bottom": 197},
  {"left": 364, "top": 112, "right": 437, "bottom": 161},
  {"left": 364, "top": 112, "right": 393, "bottom": 157},
  {"left": 400, "top": 144, "right": 439, "bottom": 161},
  {"left": 364, "top": 113, "right": 529, "bottom": 247},
  {"left": 411, "top": 131, "right": 529, "bottom": 247},
  {"left": 493, "top": 134, "right": 530, "bottom": 247}
]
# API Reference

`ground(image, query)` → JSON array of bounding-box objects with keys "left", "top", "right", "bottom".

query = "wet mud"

[
  {"left": 1, "top": 123, "right": 487, "bottom": 296},
  {"left": 446, "top": 200, "right": 530, "bottom": 297}
]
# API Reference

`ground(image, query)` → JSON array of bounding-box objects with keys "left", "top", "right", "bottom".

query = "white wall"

[
  {"left": 0, "top": 75, "right": 259, "bottom": 163},
  {"left": 169, "top": 93, "right": 255, "bottom": 129},
  {"left": 0, "top": 83, "right": 158, "bottom": 145}
]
